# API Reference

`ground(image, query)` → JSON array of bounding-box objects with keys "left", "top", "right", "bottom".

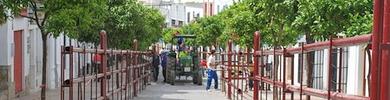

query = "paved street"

[{"left": 134, "top": 66, "right": 227, "bottom": 100}]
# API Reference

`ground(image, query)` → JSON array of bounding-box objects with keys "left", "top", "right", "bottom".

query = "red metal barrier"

[
  {"left": 380, "top": 0, "right": 390, "bottom": 100},
  {"left": 228, "top": 40, "right": 233, "bottom": 99},
  {"left": 253, "top": 31, "right": 260, "bottom": 100},
  {"left": 252, "top": 32, "right": 371, "bottom": 100},
  {"left": 60, "top": 30, "right": 152, "bottom": 100}
]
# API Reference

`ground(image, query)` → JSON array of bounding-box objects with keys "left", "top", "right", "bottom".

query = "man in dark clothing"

[
  {"left": 152, "top": 52, "right": 160, "bottom": 82},
  {"left": 160, "top": 51, "right": 168, "bottom": 82}
]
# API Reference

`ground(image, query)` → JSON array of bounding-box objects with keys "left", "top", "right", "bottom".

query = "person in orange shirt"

[{"left": 93, "top": 54, "right": 102, "bottom": 74}]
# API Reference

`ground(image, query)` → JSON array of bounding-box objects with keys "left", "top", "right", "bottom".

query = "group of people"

[{"left": 152, "top": 48, "right": 168, "bottom": 82}]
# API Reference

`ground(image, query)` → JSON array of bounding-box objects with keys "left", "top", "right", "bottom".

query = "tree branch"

[
  {"left": 41, "top": 11, "right": 49, "bottom": 27},
  {"left": 29, "top": 0, "right": 41, "bottom": 28},
  {"left": 19, "top": 14, "right": 37, "bottom": 20}
]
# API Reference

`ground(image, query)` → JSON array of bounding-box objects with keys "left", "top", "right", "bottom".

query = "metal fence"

[
  {"left": 251, "top": 32, "right": 370, "bottom": 100},
  {"left": 60, "top": 31, "right": 152, "bottom": 100},
  {"left": 210, "top": 33, "right": 372, "bottom": 100}
]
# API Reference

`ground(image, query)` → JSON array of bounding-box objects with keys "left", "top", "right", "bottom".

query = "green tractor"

[{"left": 165, "top": 35, "right": 203, "bottom": 85}]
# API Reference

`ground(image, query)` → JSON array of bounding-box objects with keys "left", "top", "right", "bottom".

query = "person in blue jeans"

[{"left": 206, "top": 50, "right": 218, "bottom": 91}]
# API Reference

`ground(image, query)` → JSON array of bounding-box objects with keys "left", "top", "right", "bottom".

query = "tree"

[
  {"left": 292, "top": 0, "right": 373, "bottom": 40},
  {"left": 103, "top": 0, "right": 164, "bottom": 50},
  {"left": 162, "top": 27, "right": 177, "bottom": 44},
  {"left": 0, "top": 1, "right": 6, "bottom": 24},
  {"left": 291, "top": 1, "right": 372, "bottom": 99},
  {"left": 196, "top": 17, "right": 224, "bottom": 46},
  {"left": 2, "top": 0, "right": 107, "bottom": 99}
]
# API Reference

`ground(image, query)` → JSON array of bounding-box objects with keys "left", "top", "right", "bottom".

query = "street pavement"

[{"left": 133, "top": 66, "right": 227, "bottom": 100}]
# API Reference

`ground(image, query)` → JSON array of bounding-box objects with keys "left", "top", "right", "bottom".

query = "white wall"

[
  {"left": 275, "top": 44, "right": 365, "bottom": 96},
  {"left": 346, "top": 45, "right": 365, "bottom": 95},
  {"left": 0, "top": 14, "right": 78, "bottom": 92},
  {"left": 0, "top": 20, "right": 11, "bottom": 66},
  {"left": 169, "top": 3, "right": 186, "bottom": 25},
  {"left": 213, "top": 0, "right": 234, "bottom": 15},
  {"left": 185, "top": 6, "right": 203, "bottom": 24}
]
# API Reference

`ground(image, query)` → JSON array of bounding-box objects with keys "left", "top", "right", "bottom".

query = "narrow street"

[{"left": 134, "top": 67, "right": 227, "bottom": 100}]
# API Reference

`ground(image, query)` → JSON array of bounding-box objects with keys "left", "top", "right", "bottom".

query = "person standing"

[
  {"left": 160, "top": 51, "right": 168, "bottom": 82},
  {"left": 152, "top": 49, "right": 160, "bottom": 82},
  {"left": 206, "top": 50, "right": 218, "bottom": 91}
]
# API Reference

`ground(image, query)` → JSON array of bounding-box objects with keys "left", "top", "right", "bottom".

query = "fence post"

[
  {"left": 327, "top": 36, "right": 333, "bottom": 100},
  {"left": 99, "top": 30, "right": 108, "bottom": 100},
  {"left": 371, "top": 0, "right": 384, "bottom": 99},
  {"left": 282, "top": 48, "right": 286, "bottom": 100},
  {"left": 228, "top": 40, "right": 233, "bottom": 99},
  {"left": 133, "top": 39, "right": 138, "bottom": 97},
  {"left": 380, "top": 0, "right": 390, "bottom": 100},
  {"left": 253, "top": 31, "right": 260, "bottom": 100},
  {"left": 300, "top": 42, "right": 304, "bottom": 100}
]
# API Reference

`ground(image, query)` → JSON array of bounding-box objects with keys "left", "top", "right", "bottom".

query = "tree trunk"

[
  {"left": 305, "top": 33, "right": 314, "bottom": 100},
  {"left": 41, "top": 33, "right": 48, "bottom": 100}
]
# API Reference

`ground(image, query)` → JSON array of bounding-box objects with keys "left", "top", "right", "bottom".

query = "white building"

[
  {"left": 140, "top": 0, "right": 204, "bottom": 28},
  {"left": 0, "top": 9, "right": 77, "bottom": 99},
  {"left": 203, "top": 0, "right": 235, "bottom": 16},
  {"left": 184, "top": 2, "right": 203, "bottom": 24}
]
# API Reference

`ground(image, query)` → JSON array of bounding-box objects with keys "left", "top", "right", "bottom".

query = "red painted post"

[
  {"left": 300, "top": 42, "right": 304, "bottom": 100},
  {"left": 228, "top": 40, "right": 233, "bottom": 99},
  {"left": 290, "top": 54, "right": 294, "bottom": 100},
  {"left": 69, "top": 45, "right": 73, "bottom": 100},
  {"left": 282, "top": 48, "right": 286, "bottom": 100},
  {"left": 260, "top": 48, "right": 263, "bottom": 99},
  {"left": 371, "top": 0, "right": 384, "bottom": 99},
  {"left": 60, "top": 46, "right": 64, "bottom": 100},
  {"left": 100, "top": 30, "right": 108, "bottom": 100},
  {"left": 133, "top": 39, "right": 138, "bottom": 97},
  {"left": 380, "top": 0, "right": 390, "bottom": 99},
  {"left": 125, "top": 50, "right": 129, "bottom": 100},
  {"left": 327, "top": 36, "right": 333, "bottom": 100},
  {"left": 221, "top": 51, "right": 225, "bottom": 93},
  {"left": 253, "top": 31, "right": 260, "bottom": 100}
]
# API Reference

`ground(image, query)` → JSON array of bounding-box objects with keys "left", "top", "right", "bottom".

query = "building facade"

[
  {"left": 0, "top": 10, "right": 77, "bottom": 99},
  {"left": 203, "top": 0, "right": 234, "bottom": 17}
]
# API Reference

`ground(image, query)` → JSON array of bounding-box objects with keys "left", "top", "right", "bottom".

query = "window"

[
  {"left": 217, "top": 5, "right": 220, "bottom": 13},
  {"left": 330, "top": 48, "right": 348, "bottom": 92},
  {"left": 178, "top": 21, "right": 183, "bottom": 27},
  {"left": 336, "top": 48, "right": 348, "bottom": 92},
  {"left": 210, "top": 3, "right": 213, "bottom": 15},
  {"left": 171, "top": 19, "right": 176, "bottom": 26},
  {"left": 313, "top": 50, "right": 324, "bottom": 89},
  {"left": 204, "top": 3, "right": 208, "bottom": 16},
  {"left": 187, "top": 12, "right": 191, "bottom": 23}
]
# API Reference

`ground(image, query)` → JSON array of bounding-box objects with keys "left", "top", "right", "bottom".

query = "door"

[{"left": 14, "top": 30, "right": 23, "bottom": 93}]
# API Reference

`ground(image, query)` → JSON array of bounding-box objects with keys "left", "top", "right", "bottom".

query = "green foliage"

[
  {"left": 2, "top": 0, "right": 108, "bottom": 38},
  {"left": 196, "top": 17, "right": 224, "bottom": 46},
  {"left": 162, "top": 28, "right": 176, "bottom": 44},
  {"left": 175, "top": 0, "right": 372, "bottom": 47},
  {"left": 2, "top": 0, "right": 164, "bottom": 50},
  {"left": 0, "top": 1, "right": 6, "bottom": 24},
  {"left": 104, "top": 0, "right": 165, "bottom": 49},
  {"left": 292, "top": 0, "right": 373, "bottom": 40}
]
